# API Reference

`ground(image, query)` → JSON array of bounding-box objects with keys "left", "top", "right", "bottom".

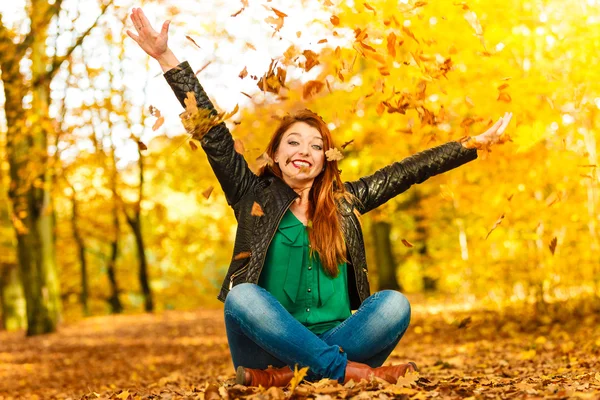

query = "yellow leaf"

[
  {"left": 396, "top": 371, "right": 419, "bottom": 387},
  {"left": 289, "top": 365, "right": 309, "bottom": 392},
  {"left": 152, "top": 116, "right": 164, "bottom": 131},
  {"left": 519, "top": 349, "right": 536, "bottom": 360},
  {"left": 116, "top": 390, "right": 130, "bottom": 400}
]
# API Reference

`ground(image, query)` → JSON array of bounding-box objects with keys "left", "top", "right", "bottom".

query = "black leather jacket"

[{"left": 165, "top": 61, "right": 478, "bottom": 309}]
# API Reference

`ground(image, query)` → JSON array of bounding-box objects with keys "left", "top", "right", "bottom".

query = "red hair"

[{"left": 258, "top": 109, "right": 359, "bottom": 277}]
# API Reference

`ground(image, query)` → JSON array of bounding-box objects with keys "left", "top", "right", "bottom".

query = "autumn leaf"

[
  {"left": 116, "top": 390, "right": 130, "bottom": 400},
  {"left": 189, "top": 140, "right": 198, "bottom": 151},
  {"left": 396, "top": 371, "right": 419, "bottom": 387},
  {"left": 234, "top": 139, "right": 245, "bottom": 154},
  {"left": 341, "top": 139, "right": 354, "bottom": 149},
  {"left": 497, "top": 92, "right": 512, "bottom": 103},
  {"left": 330, "top": 15, "right": 340, "bottom": 26},
  {"left": 303, "top": 50, "right": 320, "bottom": 72},
  {"left": 485, "top": 213, "right": 505, "bottom": 239},
  {"left": 184, "top": 92, "right": 198, "bottom": 114},
  {"left": 185, "top": 35, "right": 202, "bottom": 49},
  {"left": 402, "top": 26, "right": 419, "bottom": 44},
  {"left": 325, "top": 147, "right": 344, "bottom": 161},
  {"left": 303, "top": 80, "right": 325, "bottom": 99},
  {"left": 289, "top": 365, "right": 309, "bottom": 392},
  {"left": 256, "top": 152, "right": 274, "bottom": 169},
  {"left": 137, "top": 141, "right": 147, "bottom": 151},
  {"left": 401, "top": 239, "right": 413, "bottom": 248},
  {"left": 152, "top": 116, "right": 164, "bottom": 131},
  {"left": 245, "top": 42, "right": 256, "bottom": 50},
  {"left": 202, "top": 186, "right": 214, "bottom": 200},
  {"left": 239, "top": 66, "right": 248, "bottom": 79},
  {"left": 457, "top": 316, "right": 472, "bottom": 329},
  {"left": 387, "top": 32, "right": 397, "bottom": 58},
  {"left": 364, "top": 2, "right": 376, "bottom": 14},
  {"left": 318, "top": 39, "right": 328, "bottom": 44},
  {"left": 251, "top": 202, "right": 264, "bottom": 217},
  {"left": 233, "top": 251, "right": 252, "bottom": 260},
  {"left": 549, "top": 237, "right": 557, "bottom": 255},
  {"left": 498, "top": 83, "right": 510, "bottom": 90},
  {"left": 231, "top": 7, "right": 244, "bottom": 17}
]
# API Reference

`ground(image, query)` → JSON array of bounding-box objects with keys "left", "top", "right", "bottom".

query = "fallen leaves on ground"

[{"left": 1, "top": 306, "right": 599, "bottom": 399}]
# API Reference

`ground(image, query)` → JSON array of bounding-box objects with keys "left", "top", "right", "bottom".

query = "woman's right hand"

[{"left": 126, "top": 7, "right": 171, "bottom": 60}]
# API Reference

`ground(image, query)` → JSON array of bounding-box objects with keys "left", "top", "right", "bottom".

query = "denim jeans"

[{"left": 224, "top": 283, "right": 411, "bottom": 382}]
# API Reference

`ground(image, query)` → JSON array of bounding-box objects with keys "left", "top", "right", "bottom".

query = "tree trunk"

[
  {"left": 70, "top": 195, "right": 88, "bottom": 316},
  {"left": 412, "top": 190, "right": 437, "bottom": 291},
  {"left": 126, "top": 216, "right": 153, "bottom": 312},
  {"left": 0, "top": 263, "right": 26, "bottom": 331},
  {"left": 371, "top": 218, "right": 401, "bottom": 291}
]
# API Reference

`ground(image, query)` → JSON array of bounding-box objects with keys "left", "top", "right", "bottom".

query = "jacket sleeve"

[
  {"left": 164, "top": 61, "right": 258, "bottom": 207},
  {"left": 344, "top": 141, "right": 478, "bottom": 215}
]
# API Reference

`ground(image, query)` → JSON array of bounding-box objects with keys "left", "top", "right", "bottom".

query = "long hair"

[{"left": 258, "top": 109, "right": 359, "bottom": 277}]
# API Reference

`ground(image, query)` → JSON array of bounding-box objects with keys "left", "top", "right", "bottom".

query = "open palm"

[{"left": 126, "top": 8, "right": 170, "bottom": 59}]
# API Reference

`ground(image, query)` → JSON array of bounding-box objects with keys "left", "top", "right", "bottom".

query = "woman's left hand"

[{"left": 472, "top": 112, "right": 513, "bottom": 149}]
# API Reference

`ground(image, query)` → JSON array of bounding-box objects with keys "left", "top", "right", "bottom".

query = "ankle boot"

[
  {"left": 343, "top": 361, "right": 418, "bottom": 384},
  {"left": 236, "top": 365, "right": 295, "bottom": 387}
]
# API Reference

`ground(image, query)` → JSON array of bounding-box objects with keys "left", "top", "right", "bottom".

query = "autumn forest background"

[{"left": 1, "top": 0, "right": 600, "bottom": 398}]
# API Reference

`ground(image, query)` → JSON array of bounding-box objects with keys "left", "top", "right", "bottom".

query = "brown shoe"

[
  {"left": 236, "top": 365, "right": 294, "bottom": 387},
  {"left": 343, "top": 361, "right": 418, "bottom": 384}
]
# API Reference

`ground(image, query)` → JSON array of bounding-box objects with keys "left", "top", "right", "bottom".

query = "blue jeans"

[{"left": 224, "top": 283, "right": 411, "bottom": 383}]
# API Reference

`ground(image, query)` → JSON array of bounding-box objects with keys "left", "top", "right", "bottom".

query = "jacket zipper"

[{"left": 229, "top": 265, "right": 249, "bottom": 290}]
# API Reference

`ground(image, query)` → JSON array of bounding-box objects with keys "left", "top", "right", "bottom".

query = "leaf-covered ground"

[{"left": 1, "top": 304, "right": 599, "bottom": 399}]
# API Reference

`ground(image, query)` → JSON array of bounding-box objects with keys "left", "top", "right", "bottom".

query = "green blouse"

[{"left": 258, "top": 209, "right": 352, "bottom": 334}]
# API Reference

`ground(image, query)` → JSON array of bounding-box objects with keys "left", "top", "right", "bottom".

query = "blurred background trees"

[{"left": 0, "top": 0, "right": 599, "bottom": 335}]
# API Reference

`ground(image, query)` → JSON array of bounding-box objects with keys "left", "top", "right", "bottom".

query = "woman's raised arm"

[{"left": 126, "top": 8, "right": 259, "bottom": 208}]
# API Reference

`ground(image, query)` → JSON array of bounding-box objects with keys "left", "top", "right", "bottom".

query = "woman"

[{"left": 127, "top": 8, "right": 512, "bottom": 387}]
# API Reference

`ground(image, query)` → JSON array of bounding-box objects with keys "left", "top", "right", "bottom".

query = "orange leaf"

[
  {"left": 202, "top": 186, "right": 214, "bottom": 199},
  {"left": 234, "top": 139, "right": 246, "bottom": 154},
  {"left": 549, "top": 237, "right": 557, "bottom": 255},
  {"left": 303, "top": 50, "right": 320, "bottom": 72},
  {"left": 402, "top": 26, "right": 419, "bottom": 44},
  {"left": 497, "top": 92, "right": 512, "bottom": 103},
  {"left": 364, "top": 2, "right": 376, "bottom": 13},
  {"left": 152, "top": 116, "right": 164, "bottom": 131},
  {"left": 497, "top": 83, "right": 509, "bottom": 90},
  {"left": 376, "top": 102, "right": 385, "bottom": 116},
  {"left": 387, "top": 32, "right": 397, "bottom": 58},
  {"left": 189, "top": 140, "right": 198, "bottom": 151},
  {"left": 401, "top": 239, "right": 414, "bottom": 248},
  {"left": 251, "top": 202, "right": 264, "bottom": 217},
  {"left": 234, "top": 251, "right": 252, "bottom": 260},
  {"left": 318, "top": 39, "right": 328, "bottom": 44},
  {"left": 303, "top": 80, "right": 325, "bottom": 99},
  {"left": 239, "top": 66, "right": 248, "bottom": 79},
  {"left": 330, "top": 15, "right": 340, "bottom": 26},
  {"left": 185, "top": 35, "right": 201, "bottom": 49},
  {"left": 137, "top": 141, "right": 147, "bottom": 151},
  {"left": 231, "top": 7, "right": 244, "bottom": 17}
]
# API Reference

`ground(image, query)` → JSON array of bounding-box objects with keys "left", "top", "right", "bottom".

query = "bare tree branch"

[{"left": 43, "top": 0, "right": 114, "bottom": 84}]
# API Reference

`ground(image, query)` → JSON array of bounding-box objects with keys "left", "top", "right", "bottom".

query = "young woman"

[{"left": 127, "top": 7, "right": 512, "bottom": 387}]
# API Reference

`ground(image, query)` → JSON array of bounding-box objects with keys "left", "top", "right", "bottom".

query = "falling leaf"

[
  {"left": 485, "top": 213, "right": 505, "bottom": 239},
  {"left": 330, "top": 15, "right": 340, "bottom": 25},
  {"left": 194, "top": 61, "right": 211, "bottom": 76},
  {"left": 185, "top": 35, "right": 202, "bottom": 49},
  {"left": 189, "top": 140, "right": 198, "bottom": 151},
  {"left": 549, "top": 237, "right": 557, "bottom": 255},
  {"left": 233, "top": 251, "right": 252, "bottom": 260},
  {"left": 376, "top": 102, "right": 386, "bottom": 116},
  {"left": 364, "top": 2, "right": 376, "bottom": 14},
  {"left": 401, "top": 239, "right": 413, "bottom": 248},
  {"left": 318, "top": 39, "right": 328, "bottom": 44},
  {"left": 239, "top": 66, "right": 248, "bottom": 79},
  {"left": 341, "top": 139, "right": 354, "bottom": 149},
  {"left": 202, "top": 186, "right": 214, "bottom": 200},
  {"left": 402, "top": 26, "right": 419, "bottom": 44},
  {"left": 303, "top": 80, "right": 325, "bottom": 99},
  {"left": 497, "top": 92, "right": 512, "bottom": 102},
  {"left": 152, "top": 116, "right": 164, "bottom": 131},
  {"left": 303, "top": 49, "right": 320, "bottom": 72},
  {"left": 245, "top": 42, "right": 256, "bottom": 50},
  {"left": 325, "top": 147, "right": 344, "bottom": 161},
  {"left": 137, "top": 141, "right": 147, "bottom": 151},
  {"left": 251, "top": 202, "right": 264, "bottom": 217},
  {"left": 231, "top": 7, "right": 244, "bottom": 17},
  {"left": 184, "top": 92, "right": 198, "bottom": 114},
  {"left": 234, "top": 139, "right": 246, "bottom": 154},
  {"left": 498, "top": 83, "right": 510, "bottom": 90},
  {"left": 289, "top": 365, "right": 309, "bottom": 392},
  {"left": 387, "top": 32, "right": 397, "bottom": 58}
]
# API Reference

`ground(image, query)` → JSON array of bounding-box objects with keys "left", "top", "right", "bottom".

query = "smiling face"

[{"left": 274, "top": 121, "right": 326, "bottom": 188}]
